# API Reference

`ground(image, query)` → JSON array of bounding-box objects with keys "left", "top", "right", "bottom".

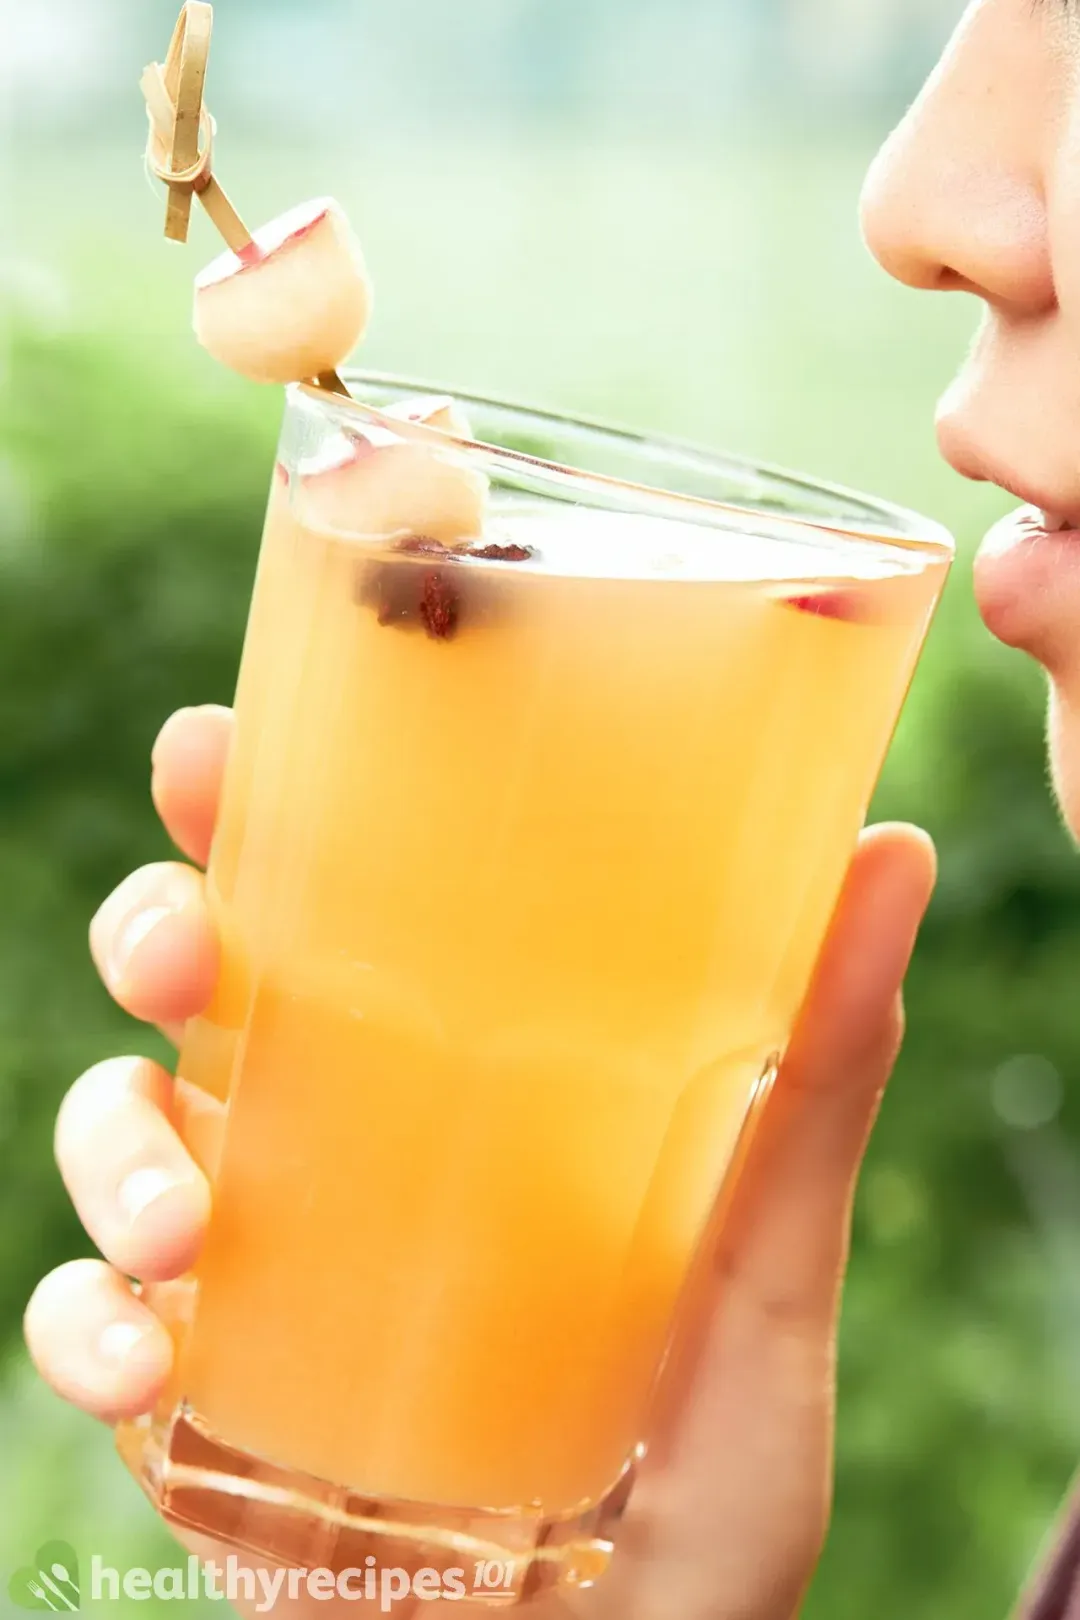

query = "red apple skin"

[
  {"left": 784, "top": 589, "right": 867, "bottom": 622},
  {"left": 195, "top": 200, "right": 332, "bottom": 288},
  {"left": 385, "top": 396, "right": 473, "bottom": 437},
  {"left": 193, "top": 198, "right": 372, "bottom": 385}
]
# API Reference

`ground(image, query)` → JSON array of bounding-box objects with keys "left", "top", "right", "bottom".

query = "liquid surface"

[{"left": 473, "top": 500, "right": 934, "bottom": 583}]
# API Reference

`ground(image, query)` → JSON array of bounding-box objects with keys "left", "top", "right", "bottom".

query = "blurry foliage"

[
  {"left": 4, "top": 277, "right": 1080, "bottom": 1620},
  {"left": 0, "top": 325, "right": 277, "bottom": 1370}
]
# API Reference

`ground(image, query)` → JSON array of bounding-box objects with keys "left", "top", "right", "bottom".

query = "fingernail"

[
  {"left": 91, "top": 868, "right": 182, "bottom": 990},
  {"left": 98, "top": 1320, "right": 152, "bottom": 1369},
  {"left": 108, "top": 905, "right": 174, "bottom": 988},
  {"left": 117, "top": 1166, "right": 177, "bottom": 1227}
]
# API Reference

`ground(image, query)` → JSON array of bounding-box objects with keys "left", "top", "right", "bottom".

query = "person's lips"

[
  {"left": 974, "top": 506, "right": 1080, "bottom": 665},
  {"left": 936, "top": 410, "right": 1080, "bottom": 665}
]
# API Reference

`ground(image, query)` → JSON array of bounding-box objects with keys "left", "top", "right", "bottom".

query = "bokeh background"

[{"left": 5, "top": 0, "right": 1080, "bottom": 1615}]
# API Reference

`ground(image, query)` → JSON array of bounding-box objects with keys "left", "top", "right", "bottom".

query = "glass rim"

[{"left": 289, "top": 370, "right": 954, "bottom": 558}]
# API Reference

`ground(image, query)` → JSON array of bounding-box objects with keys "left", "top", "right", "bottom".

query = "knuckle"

[
  {"left": 24, "top": 1258, "right": 106, "bottom": 1333},
  {"left": 55, "top": 1057, "right": 167, "bottom": 1161}
]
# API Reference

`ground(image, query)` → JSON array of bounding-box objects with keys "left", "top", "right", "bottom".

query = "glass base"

[{"left": 117, "top": 1405, "right": 633, "bottom": 1607}]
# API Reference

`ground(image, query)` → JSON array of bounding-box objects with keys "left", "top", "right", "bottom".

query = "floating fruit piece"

[
  {"left": 193, "top": 198, "right": 372, "bottom": 384},
  {"left": 295, "top": 426, "right": 488, "bottom": 545},
  {"left": 783, "top": 588, "right": 866, "bottom": 622}
]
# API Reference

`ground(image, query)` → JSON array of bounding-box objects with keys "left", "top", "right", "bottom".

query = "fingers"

[
  {"left": 89, "top": 705, "right": 231, "bottom": 1038},
  {"left": 55, "top": 1056, "right": 210, "bottom": 1281},
  {"left": 30, "top": 1054, "right": 211, "bottom": 1425},
  {"left": 90, "top": 861, "right": 218, "bottom": 1034},
  {"left": 24, "top": 1259, "right": 174, "bottom": 1423},
  {"left": 721, "top": 821, "right": 938, "bottom": 1323},
  {"left": 151, "top": 704, "right": 233, "bottom": 867}
]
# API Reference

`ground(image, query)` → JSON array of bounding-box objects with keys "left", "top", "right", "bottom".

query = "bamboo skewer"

[{"left": 141, "top": 3, "right": 349, "bottom": 398}]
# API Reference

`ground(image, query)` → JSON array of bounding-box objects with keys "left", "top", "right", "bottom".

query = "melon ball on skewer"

[{"left": 193, "top": 198, "right": 372, "bottom": 385}]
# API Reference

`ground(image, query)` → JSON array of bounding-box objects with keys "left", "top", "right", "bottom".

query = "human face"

[{"left": 861, "top": 0, "right": 1080, "bottom": 834}]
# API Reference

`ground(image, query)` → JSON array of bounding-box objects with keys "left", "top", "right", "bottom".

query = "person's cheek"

[{"left": 1048, "top": 88, "right": 1080, "bottom": 311}]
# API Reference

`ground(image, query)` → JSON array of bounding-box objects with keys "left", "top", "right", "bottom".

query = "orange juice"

[{"left": 120, "top": 384, "right": 950, "bottom": 1592}]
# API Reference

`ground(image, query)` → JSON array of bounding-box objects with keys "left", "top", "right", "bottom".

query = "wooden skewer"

[
  {"left": 142, "top": 3, "right": 348, "bottom": 396},
  {"left": 141, "top": 56, "right": 250, "bottom": 252}
]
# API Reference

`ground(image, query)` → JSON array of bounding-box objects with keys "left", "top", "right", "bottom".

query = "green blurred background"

[{"left": 6, "top": 0, "right": 1080, "bottom": 1615}]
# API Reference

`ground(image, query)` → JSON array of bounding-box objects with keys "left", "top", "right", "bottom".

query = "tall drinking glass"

[{"left": 118, "top": 375, "right": 952, "bottom": 1603}]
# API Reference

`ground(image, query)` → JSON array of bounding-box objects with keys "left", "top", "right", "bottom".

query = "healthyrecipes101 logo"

[
  {"left": 8, "top": 1547, "right": 520, "bottom": 1610},
  {"left": 9, "top": 1542, "right": 81, "bottom": 1610}
]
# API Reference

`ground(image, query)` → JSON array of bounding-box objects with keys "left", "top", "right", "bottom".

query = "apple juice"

[{"left": 152, "top": 445, "right": 947, "bottom": 1519}]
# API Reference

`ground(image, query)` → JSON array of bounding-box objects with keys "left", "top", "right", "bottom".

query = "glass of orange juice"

[{"left": 117, "top": 375, "right": 952, "bottom": 1605}]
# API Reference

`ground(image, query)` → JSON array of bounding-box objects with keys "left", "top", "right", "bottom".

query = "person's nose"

[{"left": 859, "top": 5, "right": 1054, "bottom": 317}]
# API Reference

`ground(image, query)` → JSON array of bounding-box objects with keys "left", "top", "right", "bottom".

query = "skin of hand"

[{"left": 23, "top": 704, "right": 936, "bottom": 1620}]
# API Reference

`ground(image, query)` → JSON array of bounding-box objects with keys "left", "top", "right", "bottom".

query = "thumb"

[
  {"left": 588, "top": 824, "right": 938, "bottom": 1620},
  {"left": 717, "top": 819, "right": 937, "bottom": 1332}
]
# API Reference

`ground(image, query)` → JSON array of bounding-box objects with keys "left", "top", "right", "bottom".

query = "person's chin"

[{"left": 1046, "top": 686, "right": 1080, "bottom": 845}]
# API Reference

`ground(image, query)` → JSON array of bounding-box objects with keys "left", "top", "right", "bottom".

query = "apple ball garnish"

[{"left": 193, "top": 198, "right": 372, "bottom": 385}]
